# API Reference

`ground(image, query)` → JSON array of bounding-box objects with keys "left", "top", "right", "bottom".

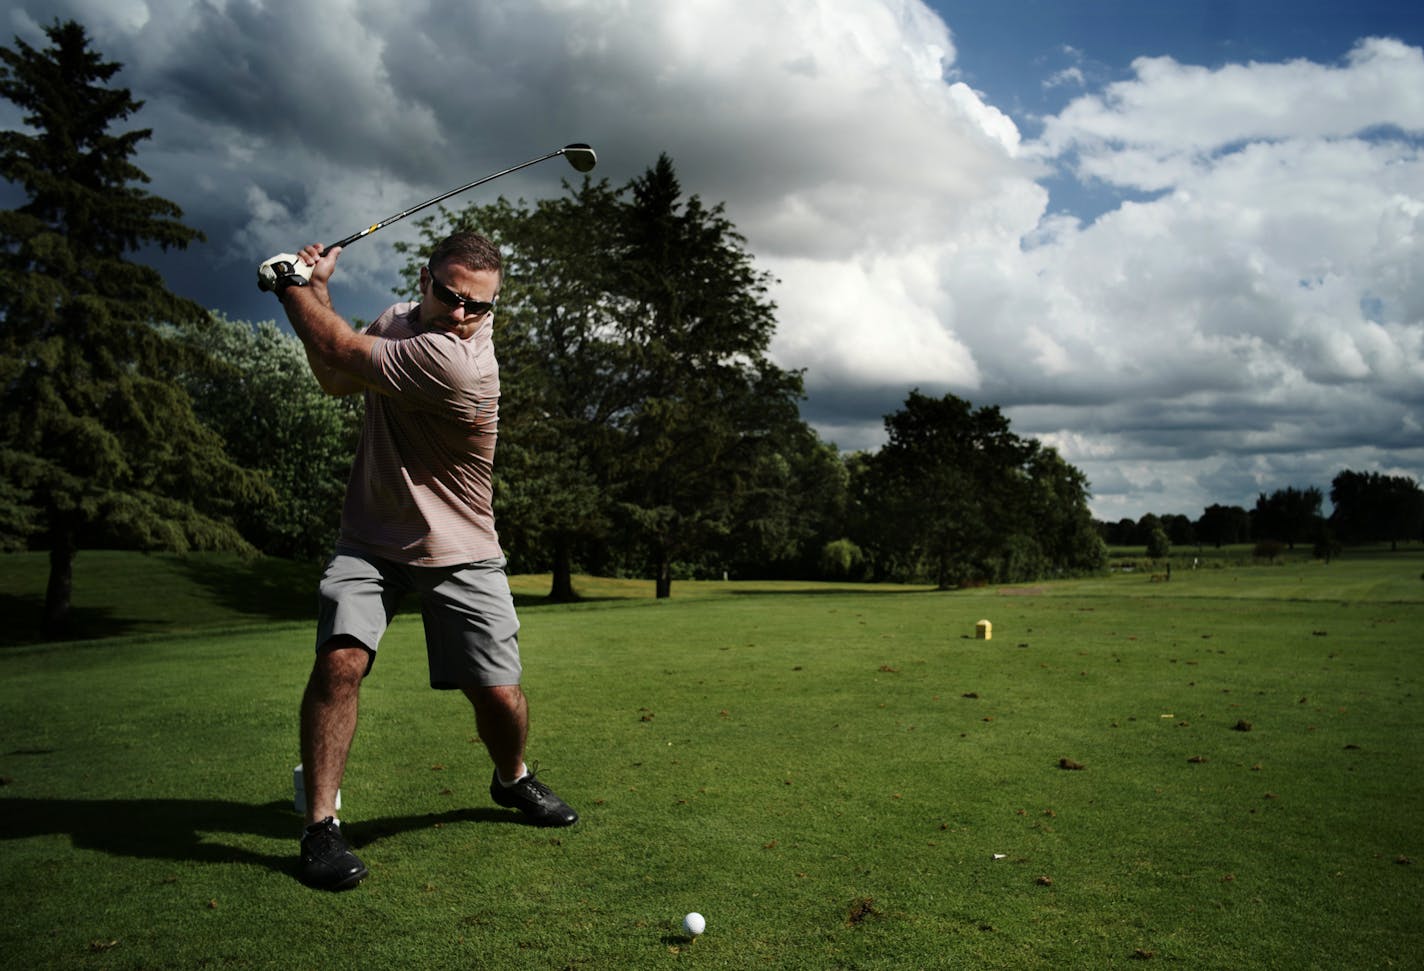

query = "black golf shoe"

[
  {"left": 299, "top": 817, "right": 368, "bottom": 891},
  {"left": 490, "top": 766, "right": 578, "bottom": 827}
]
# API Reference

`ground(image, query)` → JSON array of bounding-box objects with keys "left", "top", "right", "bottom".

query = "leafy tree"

[
  {"left": 1022, "top": 447, "right": 1107, "bottom": 575},
  {"left": 178, "top": 315, "right": 360, "bottom": 559},
  {"left": 1196, "top": 503, "right": 1250, "bottom": 547},
  {"left": 1253, "top": 538, "right": 1285, "bottom": 562},
  {"left": 1161, "top": 513, "right": 1195, "bottom": 547},
  {"left": 863, "top": 390, "right": 1099, "bottom": 588},
  {"left": 1252, "top": 487, "right": 1323, "bottom": 550},
  {"left": 731, "top": 433, "right": 849, "bottom": 580},
  {"left": 0, "top": 21, "right": 267, "bottom": 637},
  {"left": 1330, "top": 470, "right": 1424, "bottom": 550},
  {"left": 866, "top": 391, "right": 1005, "bottom": 588},
  {"left": 843, "top": 450, "right": 893, "bottom": 579},
  {"left": 1312, "top": 520, "right": 1342, "bottom": 563},
  {"left": 606, "top": 155, "right": 805, "bottom": 598},
  {"left": 1145, "top": 525, "right": 1170, "bottom": 560},
  {"left": 818, "top": 538, "right": 865, "bottom": 580}
]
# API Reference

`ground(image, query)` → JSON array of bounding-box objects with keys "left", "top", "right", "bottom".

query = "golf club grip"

[
  {"left": 322, "top": 230, "right": 374, "bottom": 256},
  {"left": 321, "top": 230, "right": 364, "bottom": 253}
]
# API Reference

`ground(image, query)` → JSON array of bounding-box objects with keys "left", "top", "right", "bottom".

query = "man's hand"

[
  {"left": 295, "top": 243, "right": 341, "bottom": 288},
  {"left": 257, "top": 253, "right": 314, "bottom": 293}
]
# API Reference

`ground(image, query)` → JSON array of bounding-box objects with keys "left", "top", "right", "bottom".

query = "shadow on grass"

[
  {"left": 168, "top": 555, "right": 321, "bottom": 623},
  {"left": 0, "top": 796, "right": 297, "bottom": 873},
  {"left": 172, "top": 558, "right": 622, "bottom": 618},
  {"left": 511, "top": 593, "right": 629, "bottom": 610},
  {"left": 0, "top": 797, "right": 524, "bottom": 883},
  {"left": 0, "top": 593, "right": 147, "bottom": 647},
  {"left": 345, "top": 807, "right": 518, "bottom": 846}
]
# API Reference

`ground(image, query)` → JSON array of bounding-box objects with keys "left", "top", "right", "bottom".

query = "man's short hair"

[{"left": 430, "top": 231, "right": 502, "bottom": 277}]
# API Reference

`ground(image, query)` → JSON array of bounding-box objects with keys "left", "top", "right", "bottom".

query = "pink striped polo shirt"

[{"left": 336, "top": 301, "right": 503, "bottom": 566}]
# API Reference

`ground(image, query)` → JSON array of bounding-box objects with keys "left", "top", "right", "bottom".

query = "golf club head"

[{"left": 561, "top": 143, "right": 598, "bottom": 173}]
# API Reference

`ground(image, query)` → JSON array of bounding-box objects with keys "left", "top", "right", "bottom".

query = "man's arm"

[
  {"left": 278, "top": 244, "right": 376, "bottom": 396},
  {"left": 301, "top": 340, "right": 365, "bottom": 396}
]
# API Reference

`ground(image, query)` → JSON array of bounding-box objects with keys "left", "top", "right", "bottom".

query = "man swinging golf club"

[{"left": 262, "top": 146, "right": 594, "bottom": 891}]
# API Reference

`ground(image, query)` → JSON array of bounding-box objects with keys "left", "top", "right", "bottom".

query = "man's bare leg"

[
  {"left": 300, "top": 639, "right": 369, "bottom": 824},
  {"left": 462, "top": 683, "right": 528, "bottom": 783},
  {"left": 464, "top": 683, "right": 577, "bottom": 827}
]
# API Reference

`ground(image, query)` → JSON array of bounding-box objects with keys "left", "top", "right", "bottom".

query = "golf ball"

[{"left": 682, "top": 912, "right": 706, "bottom": 937}]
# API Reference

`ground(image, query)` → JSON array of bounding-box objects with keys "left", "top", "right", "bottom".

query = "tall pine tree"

[
  {"left": 612, "top": 156, "right": 804, "bottom": 597},
  {"left": 0, "top": 20, "right": 268, "bottom": 638}
]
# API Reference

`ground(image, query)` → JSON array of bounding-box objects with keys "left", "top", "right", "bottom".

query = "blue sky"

[
  {"left": 939, "top": 2, "right": 1424, "bottom": 217},
  {"left": 4, "top": 0, "right": 1422, "bottom": 521},
  {"left": 940, "top": 0, "right": 1424, "bottom": 112}
]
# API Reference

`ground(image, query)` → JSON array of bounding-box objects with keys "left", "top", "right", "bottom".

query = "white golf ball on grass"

[{"left": 682, "top": 912, "right": 706, "bottom": 937}]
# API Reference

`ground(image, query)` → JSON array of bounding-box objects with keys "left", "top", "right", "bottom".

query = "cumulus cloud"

[
  {"left": 1037, "top": 38, "right": 1424, "bottom": 161},
  {"left": 4, "top": 0, "right": 1421, "bottom": 519},
  {"left": 999, "top": 40, "right": 1424, "bottom": 516}
]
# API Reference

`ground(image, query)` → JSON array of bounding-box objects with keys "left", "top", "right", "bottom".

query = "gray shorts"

[{"left": 316, "top": 549, "right": 522, "bottom": 689}]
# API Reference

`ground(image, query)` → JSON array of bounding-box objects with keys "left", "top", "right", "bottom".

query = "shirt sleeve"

[{"left": 368, "top": 331, "right": 492, "bottom": 422}]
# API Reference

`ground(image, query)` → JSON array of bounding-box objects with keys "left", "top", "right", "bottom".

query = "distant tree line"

[{"left": 1096, "top": 472, "right": 1424, "bottom": 558}]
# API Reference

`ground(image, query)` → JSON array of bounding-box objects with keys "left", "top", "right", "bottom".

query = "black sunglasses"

[{"left": 425, "top": 266, "right": 497, "bottom": 317}]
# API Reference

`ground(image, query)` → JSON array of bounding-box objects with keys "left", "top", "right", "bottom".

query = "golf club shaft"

[{"left": 320, "top": 147, "right": 568, "bottom": 256}]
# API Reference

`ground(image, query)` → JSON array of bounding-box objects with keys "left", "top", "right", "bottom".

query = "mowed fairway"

[{"left": 1, "top": 552, "right": 1420, "bottom": 968}]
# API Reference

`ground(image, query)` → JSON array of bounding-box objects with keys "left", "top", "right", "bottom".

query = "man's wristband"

[{"left": 272, "top": 261, "right": 310, "bottom": 293}]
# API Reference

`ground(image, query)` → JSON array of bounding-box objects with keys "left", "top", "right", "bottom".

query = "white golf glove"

[{"left": 257, "top": 253, "right": 315, "bottom": 293}]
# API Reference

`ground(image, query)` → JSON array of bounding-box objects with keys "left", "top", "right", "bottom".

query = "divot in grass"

[{"left": 845, "top": 897, "right": 880, "bottom": 926}]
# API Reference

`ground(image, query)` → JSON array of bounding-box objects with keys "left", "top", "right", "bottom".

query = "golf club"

[
  {"left": 320, "top": 142, "right": 597, "bottom": 255},
  {"left": 258, "top": 142, "right": 597, "bottom": 290}
]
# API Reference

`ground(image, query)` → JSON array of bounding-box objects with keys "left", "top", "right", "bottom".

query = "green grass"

[{"left": 1, "top": 552, "right": 1421, "bottom": 968}]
